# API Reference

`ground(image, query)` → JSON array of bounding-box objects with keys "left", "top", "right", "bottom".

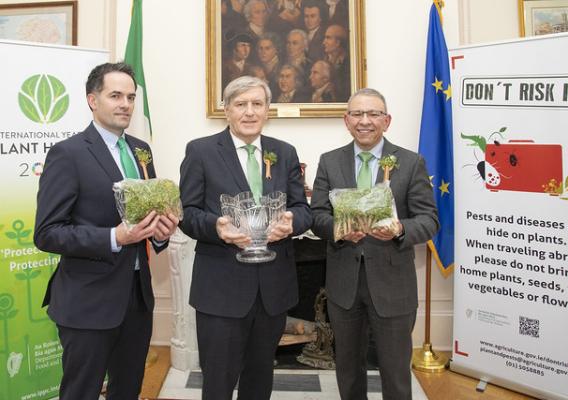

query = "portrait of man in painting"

[{"left": 220, "top": 0, "right": 352, "bottom": 104}]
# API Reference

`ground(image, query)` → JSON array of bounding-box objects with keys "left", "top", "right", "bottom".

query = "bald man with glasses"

[{"left": 311, "top": 88, "right": 439, "bottom": 400}]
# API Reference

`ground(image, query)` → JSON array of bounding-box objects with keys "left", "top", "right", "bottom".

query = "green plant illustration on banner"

[
  {"left": 5, "top": 220, "right": 33, "bottom": 246},
  {"left": 0, "top": 293, "right": 18, "bottom": 400},
  {"left": 18, "top": 74, "right": 69, "bottom": 124},
  {"left": 0, "top": 217, "right": 60, "bottom": 399},
  {"left": 6, "top": 220, "right": 55, "bottom": 322},
  {"left": 15, "top": 269, "right": 51, "bottom": 323}
]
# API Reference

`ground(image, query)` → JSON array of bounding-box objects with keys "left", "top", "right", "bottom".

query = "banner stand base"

[{"left": 412, "top": 343, "right": 448, "bottom": 373}]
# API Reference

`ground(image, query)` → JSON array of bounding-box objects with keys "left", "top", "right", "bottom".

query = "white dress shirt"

[{"left": 230, "top": 131, "right": 263, "bottom": 179}]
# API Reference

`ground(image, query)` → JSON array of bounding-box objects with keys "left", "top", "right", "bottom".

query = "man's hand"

[
  {"left": 216, "top": 217, "right": 251, "bottom": 249},
  {"left": 116, "top": 211, "right": 159, "bottom": 246},
  {"left": 153, "top": 213, "right": 179, "bottom": 242},
  {"left": 268, "top": 211, "right": 294, "bottom": 242},
  {"left": 369, "top": 220, "right": 403, "bottom": 241},
  {"left": 342, "top": 231, "right": 366, "bottom": 243}
]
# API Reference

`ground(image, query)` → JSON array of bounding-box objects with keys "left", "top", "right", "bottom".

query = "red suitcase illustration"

[{"left": 484, "top": 140, "right": 563, "bottom": 193}]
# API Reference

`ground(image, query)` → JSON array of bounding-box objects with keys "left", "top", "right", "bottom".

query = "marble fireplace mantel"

[{"left": 167, "top": 229, "right": 199, "bottom": 371}]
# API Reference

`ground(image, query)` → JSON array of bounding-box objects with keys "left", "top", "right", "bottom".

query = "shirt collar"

[
  {"left": 234, "top": 59, "right": 245, "bottom": 70},
  {"left": 354, "top": 138, "right": 384, "bottom": 160},
  {"left": 230, "top": 130, "right": 262, "bottom": 152},
  {"left": 249, "top": 23, "right": 263, "bottom": 36},
  {"left": 93, "top": 121, "right": 125, "bottom": 149}
]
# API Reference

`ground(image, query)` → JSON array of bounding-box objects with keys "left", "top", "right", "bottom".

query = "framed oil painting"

[
  {"left": 0, "top": 1, "right": 77, "bottom": 45},
  {"left": 206, "top": 0, "right": 367, "bottom": 118},
  {"left": 519, "top": 0, "right": 568, "bottom": 36}
]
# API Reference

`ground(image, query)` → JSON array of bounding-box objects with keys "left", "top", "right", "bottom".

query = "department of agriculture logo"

[{"left": 18, "top": 74, "right": 69, "bottom": 124}]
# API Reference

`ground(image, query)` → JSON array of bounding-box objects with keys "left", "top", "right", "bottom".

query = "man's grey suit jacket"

[
  {"left": 311, "top": 139, "right": 439, "bottom": 317},
  {"left": 179, "top": 128, "right": 312, "bottom": 318}
]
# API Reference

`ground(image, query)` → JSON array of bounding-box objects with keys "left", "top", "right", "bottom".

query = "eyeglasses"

[{"left": 346, "top": 110, "right": 388, "bottom": 119}]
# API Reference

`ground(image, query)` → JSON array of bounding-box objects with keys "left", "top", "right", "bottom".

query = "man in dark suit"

[
  {"left": 323, "top": 24, "right": 350, "bottom": 101},
  {"left": 275, "top": 64, "right": 310, "bottom": 103},
  {"left": 34, "top": 62, "right": 178, "bottom": 400},
  {"left": 179, "top": 76, "right": 312, "bottom": 400},
  {"left": 222, "top": 31, "right": 255, "bottom": 89},
  {"left": 243, "top": 0, "right": 270, "bottom": 41},
  {"left": 323, "top": 0, "right": 349, "bottom": 27},
  {"left": 256, "top": 32, "right": 283, "bottom": 96},
  {"left": 311, "top": 88, "right": 439, "bottom": 400},
  {"left": 309, "top": 60, "right": 337, "bottom": 102},
  {"left": 302, "top": 0, "right": 327, "bottom": 62}
]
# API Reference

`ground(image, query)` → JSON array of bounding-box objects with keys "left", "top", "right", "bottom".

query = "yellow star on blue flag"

[
  {"left": 439, "top": 179, "right": 450, "bottom": 196},
  {"left": 432, "top": 77, "right": 443, "bottom": 93},
  {"left": 418, "top": 2, "right": 454, "bottom": 277},
  {"left": 443, "top": 84, "right": 452, "bottom": 100}
]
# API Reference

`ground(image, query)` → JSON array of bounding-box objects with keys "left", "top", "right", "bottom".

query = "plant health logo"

[{"left": 18, "top": 74, "right": 69, "bottom": 124}]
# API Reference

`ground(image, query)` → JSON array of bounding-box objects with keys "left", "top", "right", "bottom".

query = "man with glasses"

[
  {"left": 311, "top": 88, "right": 439, "bottom": 399},
  {"left": 179, "top": 76, "right": 312, "bottom": 399}
]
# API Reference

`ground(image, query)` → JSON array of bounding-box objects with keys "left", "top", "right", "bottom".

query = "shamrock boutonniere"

[
  {"left": 379, "top": 154, "right": 399, "bottom": 182},
  {"left": 263, "top": 151, "right": 278, "bottom": 180},
  {"left": 134, "top": 148, "right": 152, "bottom": 180}
]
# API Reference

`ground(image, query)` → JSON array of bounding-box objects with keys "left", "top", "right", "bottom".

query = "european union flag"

[{"left": 418, "top": 2, "right": 454, "bottom": 277}]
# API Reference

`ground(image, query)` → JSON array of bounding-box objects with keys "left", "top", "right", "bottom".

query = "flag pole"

[
  {"left": 125, "top": 0, "right": 158, "bottom": 369},
  {"left": 412, "top": 0, "right": 449, "bottom": 373},
  {"left": 412, "top": 245, "right": 447, "bottom": 372}
]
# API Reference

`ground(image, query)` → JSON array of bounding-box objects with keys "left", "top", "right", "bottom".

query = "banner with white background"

[
  {"left": 0, "top": 40, "right": 107, "bottom": 400},
  {"left": 450, "top": 33, "right": 568, "bottom": 400}
]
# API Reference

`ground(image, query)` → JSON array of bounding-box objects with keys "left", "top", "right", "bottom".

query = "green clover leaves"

[{"left": 18, "top": 74, "right": 69, "bottom": 124}]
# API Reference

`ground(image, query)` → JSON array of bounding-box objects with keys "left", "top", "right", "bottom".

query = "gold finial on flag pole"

[{"left": 433, "top": 0, "right": 444, "bottom": 25}]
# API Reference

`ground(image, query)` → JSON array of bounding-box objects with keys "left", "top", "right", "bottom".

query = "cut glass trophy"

[{"left": 220, "top": 191, "right": 287, "bottom": 263}]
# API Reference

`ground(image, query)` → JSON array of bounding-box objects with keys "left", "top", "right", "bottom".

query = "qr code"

[{"left": 519, "top": 316, "right": 539, "bottom": 338}]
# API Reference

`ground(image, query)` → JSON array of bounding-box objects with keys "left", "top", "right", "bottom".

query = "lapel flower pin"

[
  {"left": 263, "top": 151, "right": 278, "bottom": 180},
  {"left": 134, "top": 147, "right": 152, "bottom": 180},
  {"left": 379, "top": 154, "right": 399, "bottom": 182}
]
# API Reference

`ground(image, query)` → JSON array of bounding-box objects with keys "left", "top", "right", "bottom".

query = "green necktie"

[
  {"left": 117, "top": 136, "right": 139, "bottom": 179},
  {"left": 357, "top": 152, "right": 375, "bottom": 189},
  {"left": 243, "top": 144, "right": 262, "bottom": 203}
]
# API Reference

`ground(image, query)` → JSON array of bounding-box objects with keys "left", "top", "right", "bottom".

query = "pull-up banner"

[
  {"left": 0, "top": 40, "right": 107, "bottom": 400},
  {"left": 450, "top": 33, "right": 568, "bottom": 400}
]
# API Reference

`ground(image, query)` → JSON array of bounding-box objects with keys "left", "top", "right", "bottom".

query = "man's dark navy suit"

[
  {"left": 179, "top": 128, "right": 312, "bottom": 399},
  {"left": 34, "top": 123, "right": 168, "bottom": 399}
]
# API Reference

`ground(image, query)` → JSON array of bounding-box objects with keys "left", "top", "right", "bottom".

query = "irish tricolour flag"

[{"left": 125, "top": 0, "right": 152, "bottom": 142}]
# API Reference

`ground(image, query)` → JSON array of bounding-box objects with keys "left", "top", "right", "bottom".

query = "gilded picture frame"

[
  {"left": 206, "top": 0, "right": 367, "bottom": 118},
  {"left": 518, "top": 0, "right": 568, "bottom": 36},
  {"left": 0, "top": 1, "right": 77, "bottom": 45}
]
